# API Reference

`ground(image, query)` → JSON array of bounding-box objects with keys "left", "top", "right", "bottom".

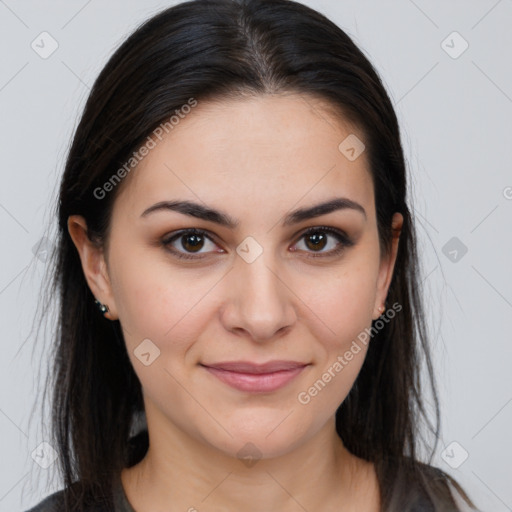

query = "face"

[{"left": 70, "top": 93, "right": 402, "bottom": 460}]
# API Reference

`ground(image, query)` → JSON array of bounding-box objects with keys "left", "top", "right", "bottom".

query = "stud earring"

[
  {"left": 94, "top": 299, "right": 109, "bottom": 315},
  {"left": 378, "top": 305, "right": 385, "bottom": 314}
]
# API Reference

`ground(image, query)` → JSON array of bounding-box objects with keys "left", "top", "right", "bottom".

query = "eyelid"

[
  {"left": 161, "top": 228, "right": 220, "bottom": 260},
  {"left": 161, "top": 226, "right": 354, "bottom": 260},
  {"left": 292, "top": 226, "right": 354, "bottom": 258}
]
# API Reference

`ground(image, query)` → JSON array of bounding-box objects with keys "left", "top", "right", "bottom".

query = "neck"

[{"left": 121, "top": 412, "right": 379, "bottom": 511}]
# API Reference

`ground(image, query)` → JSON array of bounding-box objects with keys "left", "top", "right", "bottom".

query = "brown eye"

[
  {"left": 292, "top": 226, "right": 354, "bottom": 257},
  {"left": 304, "top": 231, "right": 328, "bottom": 251},
  {"left": 180, "top": 233, "right": 205, "bottom": 252},
  {"left": 162, "top": 229, "right": 221, "bottom": 260}
]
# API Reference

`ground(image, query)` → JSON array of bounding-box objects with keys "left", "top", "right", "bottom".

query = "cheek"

[
  {"left": 298, "top": 257, "right": 379, "bottom": 344},
  {"left": 290, "top": 252, "right": 379, "bottom": 412},
  {"left": 109, "top": 246, "right": 219, "bottom": 355},
  {"left": 294, "top": 266, "right": 377, "bottom": 416}
]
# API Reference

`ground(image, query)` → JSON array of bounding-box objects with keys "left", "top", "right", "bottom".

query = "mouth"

[{"left": 200, "top": 361, "right": 309, "bottom": 393}]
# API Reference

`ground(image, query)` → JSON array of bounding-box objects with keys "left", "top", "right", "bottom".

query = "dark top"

[
  {"left": 25, "top": 466, "right": 476, "bottom": 512},
  {"left": 26, "top": 473, "right": 135, "bottom": 512}
]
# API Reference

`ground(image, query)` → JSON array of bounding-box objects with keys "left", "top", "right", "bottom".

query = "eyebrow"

[{"left": 140, "top": 197, "right": 367, "bottom": 227}]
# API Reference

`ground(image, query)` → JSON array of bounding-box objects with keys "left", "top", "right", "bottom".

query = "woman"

[{"left": 27, "top": 0, "right": 479, "bottom": 510}]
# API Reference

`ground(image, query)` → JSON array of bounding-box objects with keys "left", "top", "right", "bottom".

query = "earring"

[
  {"left": 94, "top": 299, "right": 109, "bottom": 315},
  {"left": 378, "top": 305, "right": 385, "bottom": 314}
]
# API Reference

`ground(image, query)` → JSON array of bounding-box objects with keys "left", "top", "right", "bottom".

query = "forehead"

[{"left": 113, "top": 93, "right": 375, "bottom": 222}]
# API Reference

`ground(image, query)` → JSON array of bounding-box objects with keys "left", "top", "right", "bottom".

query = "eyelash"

[{"left": 161, "top": 226, "right": 354, "bottom": 261}]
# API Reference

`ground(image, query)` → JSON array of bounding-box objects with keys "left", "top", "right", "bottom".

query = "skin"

[{"left": 68, "top": 93, "right": 402, "bottom": 512}]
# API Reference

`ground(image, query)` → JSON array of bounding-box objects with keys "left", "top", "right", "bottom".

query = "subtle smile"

[{"left": 200, "top": 361, "right": 310, "bottom": 393}]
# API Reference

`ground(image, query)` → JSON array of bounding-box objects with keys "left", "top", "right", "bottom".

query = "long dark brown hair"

[{"left": 33, "top": 0, "right": 478, "bottom": 510}]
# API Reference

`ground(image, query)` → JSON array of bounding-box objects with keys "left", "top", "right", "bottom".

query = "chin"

[{"left": 197, "top": 413, "right": 316, "bottom": 462}]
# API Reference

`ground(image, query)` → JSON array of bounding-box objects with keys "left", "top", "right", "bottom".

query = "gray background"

[{"left": 1, "top": 0, "right": 511, "bottom": 510}]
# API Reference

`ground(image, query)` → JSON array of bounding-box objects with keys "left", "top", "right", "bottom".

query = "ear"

[
  {"left": 67, "top": 215, "right": 118, "bottom": 320},
  {"left": 372, "top": 212, "right": 403, "bottom": 320}
]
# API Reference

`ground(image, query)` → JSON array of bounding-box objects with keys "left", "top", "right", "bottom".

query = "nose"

[{"left": 219, "top": 252, "right": 297, "bottom": 343}]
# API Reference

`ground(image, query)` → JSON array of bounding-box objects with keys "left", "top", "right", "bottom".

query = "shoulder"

[
  {"left": 25, "top": 489, "right": 65, "bottom": 512},
  {"left": 24, "top": 482, "right": 117, "bottom": 512},
  {"left": 408, "top": 460, "right": 480, "bottom": 511},
  {"left": 378, "top": 458, "right": 479, "bottom": 511}
]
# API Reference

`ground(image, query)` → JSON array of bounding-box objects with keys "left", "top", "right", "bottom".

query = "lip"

[{"left": 201, "top": 361, "right": 309, "bottom": 393}]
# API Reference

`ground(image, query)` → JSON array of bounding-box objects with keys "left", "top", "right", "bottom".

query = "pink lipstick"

[{"left": 201, "top": 361, "right": 308, "bottom": 393}]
